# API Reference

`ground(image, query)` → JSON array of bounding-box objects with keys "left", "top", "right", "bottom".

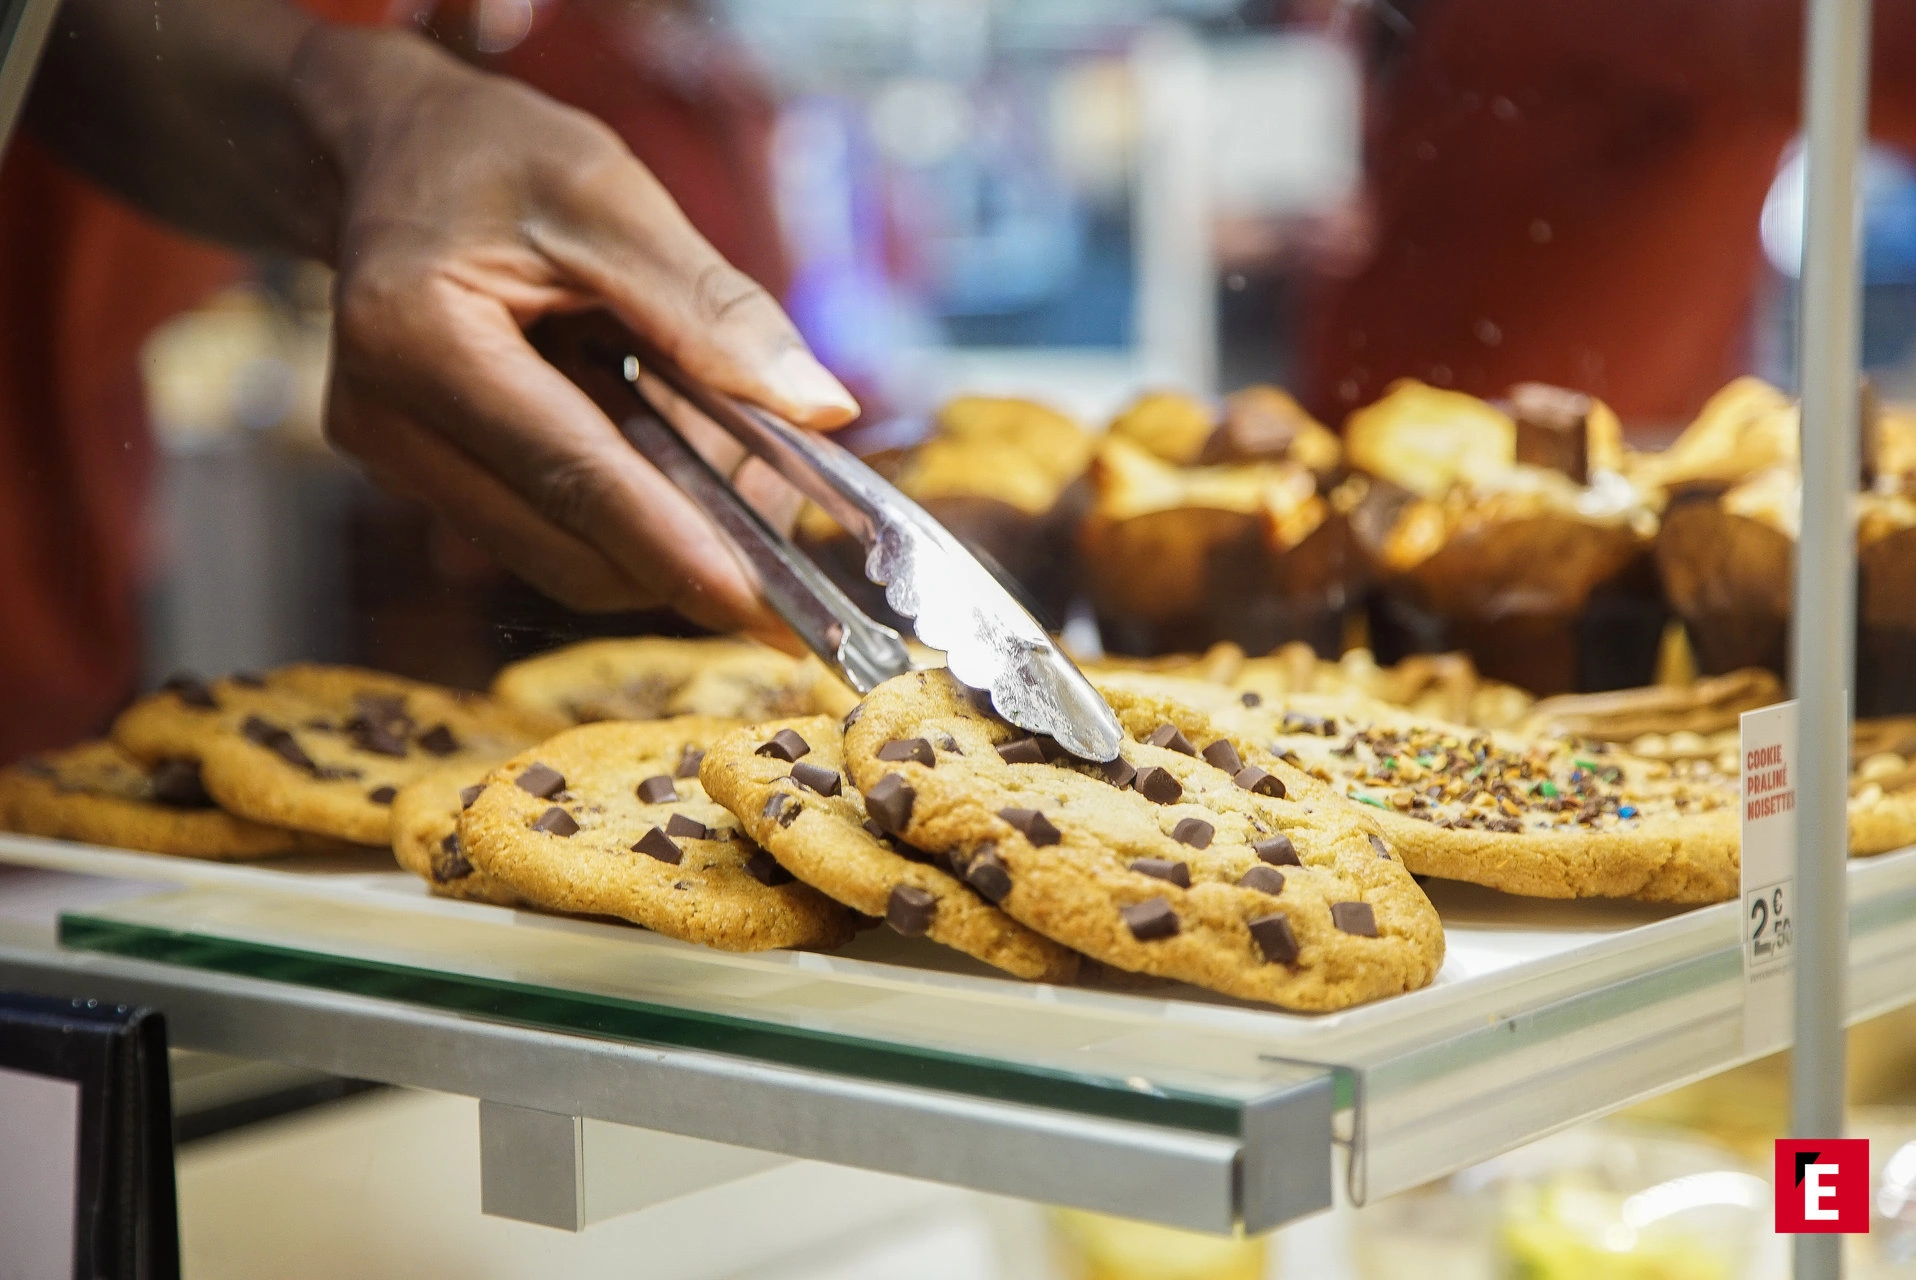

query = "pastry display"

[
  {"left": 1348, "top": 379, "right": 1661, "bottom": 696},
  {"left": 1082, "top": 387, "right": 1355, "bottom": 656}
]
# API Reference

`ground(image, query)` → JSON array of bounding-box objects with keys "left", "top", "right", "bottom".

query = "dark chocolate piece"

[
  {"left": 1132, "top": 767, "right": 1183, "bottom": 805},
  {"left": 745, "top": 849, "right": 795, "bottom": 886},
  {"left": 965, "top": 847, "right": 1012, "bottom": 902},
  {"left": 1509, "top": 381, "right": 1592, "bottom": 484},
  {"left": 459, "top": 783, "right": 484, "bottom": 809},
  {"left": 1098, "top": 757, "right": 1138, "bottom": 788},
  {"left": 367, "top": 785, "right": 398, "bottom": 805},
  {"left": 861, "top": 818, "right": 887, "bottom": 839},
  {"left": 1368, "top": 834, "right": 1392, "bottom": 859},
  {"left": 354, "top": 692, "right": 410, "bottom": 726},
  {"left": 995, "top": 737, "right": 1047, "bottom": 765},
  {"left": 1331, "top": 901, "right": 1378, "bottom": 937},
  {"left": 636, "top": 775, "right": 679, "bottom": 804},
  {"left": 760, "top": 792, "right": 802, "bottom": 828},
  {"left": 532, "top": 806, "right": 580, "bottom": 837},
  {"left": 885, "top": 884, "right": 938, "bottom": 936},
  {"left": 515, "top": 762, "right": 566, "bottom": 798},
  {"left": 231, "top": 671, "right": 267, "bottom": 689},
  {"left": 865, "top": 773, "right": 915, "bottom": 834},
  {"left": 148, "top": 759, "right": 211, "bottom": 808},
  {"left": 160, "top": 673, "right": 218, "bottom": 710},
  {"left": 877, "top": 738, "right": 935, "bottom": 767},
  {"left": 1249, "top": 912, "right": 1299, "bottom": 964},
  {"left": 1255, "top": 833, "right": 1301, "bottom": 866},
  {"left": 1240, "top": 691, "right": 1262, "bottom": 707},
  {"left": 416, "top": 724, "right": 459, "bottom": 757},
  {"left": 674, "top": 745, "right": 706, "bottom": 779},
  {"left": 755, "top": 728, "right": 811, "bottom": 762},
  {"left": 241, "top": 716, "right": 316, "bottom": 772},
  {"left": 789, "top": 762, "right": 842, "bottom": 796},
  {"left": 997, "top": 807, "right": 1060, "bottom": 846},
  {"left": 1129, "top": 857, "right": 1191, "bottom": 887},
  {"left": 1233, "top": 766, "right": 1286, "bottom": 798},
  {"left": 434, "top": 832, "right": 473, "bottom": 881},
  {"left": 1146, "top": 724, "right": 1196, "bottom": 755},
  {"left": 633, "top": 825, "right": 683, "bottom": 864},
  {"left": 1238, "top": 865, "right": 1286, "bottom": 896},
  {"left": 1170, "top": 817, "right": 1214, "bottom": 849},
  {"left": 665, "top": 813, "right": 709, "bottom": 840},
  {"left": 350, "top": 717, "right": 409, "bottom": 758},
  {"left": 1201, "top": 740, "right": 1244, "bottom": 775},
  {"left": 1121, "top": 897, "right": 1179, "bottom": 941}
]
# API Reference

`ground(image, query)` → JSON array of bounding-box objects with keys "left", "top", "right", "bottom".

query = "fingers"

[
  {"left": 330, "top": 283, "right": 787, "bottom": 638},
  {"left": 528, "top": 143, "right": 860, "bottom": 431}
]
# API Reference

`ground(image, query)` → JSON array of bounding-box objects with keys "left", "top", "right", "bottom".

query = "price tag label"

[{"left": 1741, "top": 700, "right": 1799, "bottom": 1056}]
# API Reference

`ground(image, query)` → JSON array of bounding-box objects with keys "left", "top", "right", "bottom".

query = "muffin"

[{"left": 1349, "top": 379, "right": 1661, "bottom": 695}]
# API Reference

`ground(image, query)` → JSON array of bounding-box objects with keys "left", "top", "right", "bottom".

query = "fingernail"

[{"left": 770, "top": 348, "right": 859, "bottom": 424}]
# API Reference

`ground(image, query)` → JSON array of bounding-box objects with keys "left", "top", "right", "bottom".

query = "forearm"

[{"left": 23, "top": 0, "right": 453, "bottom": 264}]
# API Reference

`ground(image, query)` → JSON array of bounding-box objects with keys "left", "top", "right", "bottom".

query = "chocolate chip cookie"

[
  {"left": 121, "top": 665, "right": 561, "bottom": 846},
  {"left": 458, "top": 717, "right": 855, "bottom": 951},
  {"left": 700, "top": 716, "right": 1079, "bottom": 981},
  {"left": 0, "top": 740, "right": 303, "bottom": 859},
  {"left": 841, "top": 670, "right": 1443, "bottom": 1010},
  {"left": 490, "top": 637, "right": 857, "bottom": 725},
  {"left": 390, "top": 761, "right": 525, "bottom": 906}
]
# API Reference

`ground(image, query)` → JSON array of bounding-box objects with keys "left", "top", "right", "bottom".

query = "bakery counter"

[{"left": 4, "top": 831, "right": 1916, "bottom": 1234}]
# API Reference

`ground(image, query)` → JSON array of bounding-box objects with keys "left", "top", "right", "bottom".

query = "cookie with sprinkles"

[
  {"left": 389, "top": 761, "right": 525, "bottom": 906},
  {"left": 841, "top": 670, "right": 1443, "bottom": 1011},
  {"left": 700, "top": 715, "right": 1080, "bottom": 982},
  {"left": 1142, "top": 677, "right": 1743, "bottom": 903},
  {"left": 458, "top": 717, "right": 854, "bottom": 951}
]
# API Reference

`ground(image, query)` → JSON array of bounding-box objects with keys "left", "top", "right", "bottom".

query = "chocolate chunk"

[
  {"left": 995, "top": 737, "right": 1047, "bottom": 765},
  {"left": 1170, "top": 817, "right": 1214, "bottom": 849},
  {"left": 1238, "top": 866, "right": 1286, "bottom": 896},
  {"left": 1240, "top": 691, "right": 1262, "bottom": 707},
  {"left": 1255, "top": 833, "right": 1302, "bottom": 866},
  {"left": 1132, "top": 767, "right": 1183, "bottom": 805},
  {"left": 148, "top": 759, "right": 211, "bottom": 808},
  {"left": 1234, "top": 766, "right": 1286, "bottom": 798},
  {"left": 877, "top": 738, "right": 935, "bottom": 767},
  {"left": 790, "top": 762, "right": 842, "bottom": 796},
  {"left": 1331, "top": 901, "right": 1378, "bottom": 937},
  {"left": 515, "top": 762, "right": 566, "bottom": 798},
  {"left": 636, "top": 775, "right": 679, "bottom": 804},
  {"left": 1368, "top": 834, "right": 1392, "bottom": 859},
  {"left": 160, "top": 673, "right": 218, "bottom": 710},
  {"left": 755, "top": 728, "right": 811, "bottom": 762},
  {"left": 349, "top": 717, "right": 409, "bottom": 758},
  {"left": 1098, "top": 756, "right": 1138, "bottom": 789},
  {"left": 532, "top": 806, "right": 579, "bottom": 837},
  {"left": 673, "top": 745, "right": 706, "bottom": 779},
  {"left": 885, "top": 884, "right": 938, "bottom": 936},
  {"left": 965, "top": 847, "right": 1012, "bottom": 902},
  {"left": 997, "top": 807, "right": 1061, "bottom": 846},
  {"left": 434, "top": 832, "right": 473, "bottom": 881},
  {"left": 861, "top": 818, "right": 887, "bottom": 839},
  {"left": 665, "top": 813, "right": 709, "bottom": 840},
  {"left": 416, "top": 724, "right": 459, "bottom": 757},
  {"left": 367, "top": 785, "right": 398, "bottom": 805},
  {"left": 760, "top": 792, "right": 802, "bottom": 828},
  {"left": 1249, "top": 912, "right": 1299, "bottom": 964},
  {"left": 1121, "top": 897, "right": 1179, "bottom": 941},
  {"left": 842, "top": 703, "right": 863, "bottom": 729},
  {"left": 1509, "top": 382, "right": 1592, "bottom": 484},
  {"left": 745, "top": 849, "right": 795, "bottom": 886},
  {"left": 1130, "top": 857, "right": 1191, "bottom": 887},
  {"left": 354, "top": 692, "right": 410, "bottom": 726},
  {"left": 937, "top": 732, "right": 961, "bottom": 754},
  {"left": 231, "top": 671, "right": 267, "bottom": 689},
  {"left": 241, "top": 716, "right": 316, "bottom": 772},
  {"left": 313, "top": 763, "right": 362, "bottom": 782},
  {"left": 865, "top": 773, "right": 915, "bottom": 834},
  {"left": 633, "top": 825, "right": 683, "bottom": 864},
  {"left": 1201, "top": 740, "right": 1244, "bottom": 775},
  {"left": 1037, "top": 736, "right": 1074, "bottom": 762},
  {"left": 1146, "top": 724, "right": 1196, "bottom": 755},
  {"left": 459, "top": 784, "right": 484, "bottom": 809}
]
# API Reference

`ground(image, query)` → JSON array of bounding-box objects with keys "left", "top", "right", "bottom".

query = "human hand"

[{"left": 298, "top": 26, "right": 855, "bottom": 643}]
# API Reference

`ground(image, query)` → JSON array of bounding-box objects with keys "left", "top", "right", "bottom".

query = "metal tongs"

[{"left": 537, "top": 313, "right": 1122, "bottom": 762}]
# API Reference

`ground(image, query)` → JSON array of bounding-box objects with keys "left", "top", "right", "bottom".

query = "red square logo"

[{"left": 1775, "top": 1139, "right": 1870, "bottom": 1232}]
